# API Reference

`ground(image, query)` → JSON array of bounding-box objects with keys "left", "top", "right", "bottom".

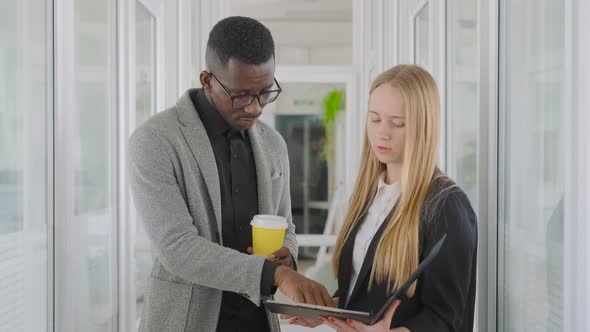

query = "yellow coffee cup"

[{"left": 250, "top": 215, "right": 288, "bottom": 256}]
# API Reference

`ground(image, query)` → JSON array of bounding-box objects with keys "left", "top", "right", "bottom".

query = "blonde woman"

[{"left": 287, "top": 65, "right": 477, "bottom": 331}]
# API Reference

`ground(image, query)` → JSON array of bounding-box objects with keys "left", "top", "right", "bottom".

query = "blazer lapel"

[
  {"left": 176, "top": 90, "right": 222, "bottom": 234},
  {"left": 338, "top": 212, "right": 364, "bottom": 308},
  {"left": 248, "top": 123, "right": 273, "bottom": 215},
  {"left": 347, "top": 207, "right": 397, "bottom": 306}
]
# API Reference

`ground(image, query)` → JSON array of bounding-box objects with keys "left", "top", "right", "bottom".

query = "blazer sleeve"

[
  {"left": 128, "top": 127, "right": 268, "bottom": 305},
  {"left": 400, "top": 190, "right": 478, "bottom": 332},
  {"left": 277, "top": 141, "right": 299, "bottom": 270}
]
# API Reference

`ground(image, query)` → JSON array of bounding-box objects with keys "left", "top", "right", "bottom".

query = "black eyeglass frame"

[{"left": 209, "top": 72, "right": 282, "bottom": 109}]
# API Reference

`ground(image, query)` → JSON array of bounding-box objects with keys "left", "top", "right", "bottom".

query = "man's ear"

[{"left": 200, "top": 71, "right": 212, "bottom": 92}]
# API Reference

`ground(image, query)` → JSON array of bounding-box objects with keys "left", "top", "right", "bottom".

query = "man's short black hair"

[{"left": 206, "top": 16, "right": 275, "bottom": 71}]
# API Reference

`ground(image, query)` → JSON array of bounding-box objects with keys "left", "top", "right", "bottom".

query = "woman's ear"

[{"left": 199, "top": 71, "right": 212, "bottom": 91}]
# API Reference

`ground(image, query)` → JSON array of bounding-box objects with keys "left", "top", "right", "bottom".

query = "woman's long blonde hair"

[{"left": 333, "top": 65, "right": 440, "bottom": 297}]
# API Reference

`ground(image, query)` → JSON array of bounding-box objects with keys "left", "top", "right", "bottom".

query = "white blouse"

[{"left": 346, "top": 174, "right": 401, "bottom": 304}]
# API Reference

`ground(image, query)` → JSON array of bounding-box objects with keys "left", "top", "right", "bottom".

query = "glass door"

[
  {"left": 0, "top": 0, "right": 53, "bottom": 330},
  {"left": 498, "top": 0, "right": 566, "bottom": 330},
  {"left": 54, "top": 0, "right": 119, "bottom": 330}
]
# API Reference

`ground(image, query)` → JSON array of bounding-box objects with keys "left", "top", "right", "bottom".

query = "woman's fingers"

[
  {"left": 383, "top": 299, "right": 401, "bottom": 323},
  {"left": 323, "top": 317, "right": 355, "bottom": 331},
  {"left": 287, "top": 316, "right": 320, "bottom": 327},
  {"left": 345, "top": 319, "right": 368, "bottom": 330}
]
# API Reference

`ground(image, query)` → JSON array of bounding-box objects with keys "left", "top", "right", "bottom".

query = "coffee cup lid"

[{"left": 250, "top": 215, "right": 288, "bottom": 229}]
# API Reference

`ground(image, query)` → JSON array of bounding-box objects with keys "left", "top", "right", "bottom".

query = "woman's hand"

[
  {"left": 321, "top": 299, "right": 404, "bottom": 332},
  {"left": 279, "top": 297, "right": 340, "bottom": 328}
]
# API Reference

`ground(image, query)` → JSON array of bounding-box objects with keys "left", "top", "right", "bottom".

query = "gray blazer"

[{"left": 128, "top": 89, "right": 298, "bottom": 332}]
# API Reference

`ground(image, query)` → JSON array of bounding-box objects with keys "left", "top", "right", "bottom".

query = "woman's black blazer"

[{"left": 334, "top": 175, "right": 478, "bottom": 332}]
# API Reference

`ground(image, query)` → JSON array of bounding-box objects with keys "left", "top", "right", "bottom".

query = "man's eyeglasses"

[{"left": 209, "top": 72, "right": 282, "bottom": 109}]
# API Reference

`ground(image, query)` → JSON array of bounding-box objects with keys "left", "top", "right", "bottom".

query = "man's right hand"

[{"left": 274, "top": 265, "right": 336, "bottom": 307}]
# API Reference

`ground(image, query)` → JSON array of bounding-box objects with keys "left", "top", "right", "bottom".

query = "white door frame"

[
  {"left": 274, "top": 65, "right": 358, "bottom": 246},
  {"left": 119, "top": 1, "right": 165, "bottom": 331},
  {"left": 564, "top": 0, "right": 590, "bottom": 330},
  {"left": 477, "top": 0, "right": 500, "bottom": 331},
  {"left": 116, "top": 0, "right": 134, "bottom": 331}
]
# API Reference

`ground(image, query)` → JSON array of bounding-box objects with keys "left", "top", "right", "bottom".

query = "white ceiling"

[{"left": 230, "top": 0, "right": 352, "bottom": 22}]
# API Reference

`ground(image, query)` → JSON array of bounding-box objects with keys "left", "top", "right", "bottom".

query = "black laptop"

[{"left": 264, "top": 234, "right": 446, "bottom": 325}]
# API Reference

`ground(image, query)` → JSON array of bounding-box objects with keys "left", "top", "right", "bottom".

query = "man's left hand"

[{"left": 247, "top": 246, "right": 294, "bottom": 269}]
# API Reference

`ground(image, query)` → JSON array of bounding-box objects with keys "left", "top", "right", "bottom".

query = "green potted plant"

[{"left": 321, "top": 88, "right": 345, "bottom": 158}]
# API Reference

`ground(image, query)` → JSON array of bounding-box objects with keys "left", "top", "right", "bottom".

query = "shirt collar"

[{"left": 191, "top": 88, "right": 246, "bottom": 139}]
